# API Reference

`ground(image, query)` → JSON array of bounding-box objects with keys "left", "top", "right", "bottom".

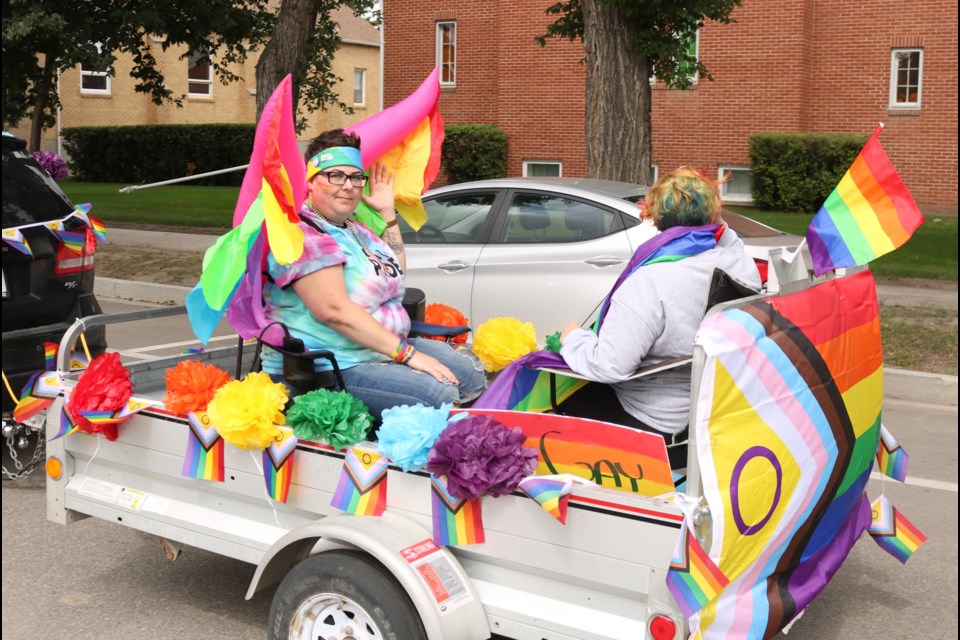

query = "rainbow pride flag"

[
  {"left": 667, "top": 521, "right": 730, "bottom": 618},
  {"left": 869, "top": 495, "right": 926, "bottom": 563},
  {"left": 519, "top": 475, "right": 574, "bottom": 524},
  {"left": 806, "top": 124, "right": 925, "bottom": 276},
  {"left": 69, "top": 351, "right": 90, "bottom": 370},
  {"left": 44, "top": 342, "right": 58, "bottom": 370},
  {"left": 182, "top": 411, "right": 225, "bottom": 482},
  {"left": 875, "top": 424, "right": 909, "bottom": 483},
  {"left": 56, "top": 230, "right": 86, "bottom": 254},
  {"left": 49, "top": 406, "right": 80, "bottom": 441},
  {"left": 263, "top": 430, "right": 298, "bottom": 503},
  {"left": 431, "top": 475, "right": 484, "bottom": 546},
  {"left": 13, "top": 371, "right": 58, "bottom": 423},
  {"left": 88, "top": 214, "right": 107, "bottom": 244},
  {"left": 331, "top": 447, "right": 388, "bottom": 516},
  {"left": 78, "top": 409, "right": 122, "bottom": 425},
  {"left": 1, "top": 228, "right": 32, "bottom": 256}
]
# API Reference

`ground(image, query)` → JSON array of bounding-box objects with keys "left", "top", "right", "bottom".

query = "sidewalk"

[{"left": 96, "top": 228, "right": 958, "bottom": 406}]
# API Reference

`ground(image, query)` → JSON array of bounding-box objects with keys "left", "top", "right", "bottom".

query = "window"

[
  {"left": 502, "top": 194, "right": 622, "bottom": 244},
  {"left": 353, "top": 68, "right": 366, "bottom": 106},
  {"left": 650, "top": 30, "right": 699, "bottom": 84},
  {"left": 436, "top": 22, "right": 456, "bottom": 87},
  {"left": 80, "top": 43, "right": 110, "bottom": 94},
  {"left": 650, "top": 164, "right": 659, "bottom": 184},
  {"left": 718, "top": 166, "right": 754, "bottom": 204},
  {"left": 522, "top": 161, "right": 562, "bottom": 177},
  {"left": 399, "top": 192, "right": 496, "bottom": 245},
  {"left": 890, "top": 48, "right": 922, "bottom": 108},
  {"left": 188, "top": 49, "right": 213, "bottom": 97}
]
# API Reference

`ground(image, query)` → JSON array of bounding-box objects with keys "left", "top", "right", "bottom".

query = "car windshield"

[{"left": 2, "top": 146, "right": 75, "bottom": 228}]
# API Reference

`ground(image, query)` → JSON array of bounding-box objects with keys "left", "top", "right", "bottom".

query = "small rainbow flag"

[
  {"left": 115, "top": 398, "right": 154, "bottom": 419},
  {"left": 49, "top": 407, "right": 80, "bottom": 441},
  {"left": 88, "top": 214, "right": 107, "bottom": 244},
  {"left": 806, "top": 124, "right": 925, "bottom": 276},
  {"left": 519, "top": 475, "right": 574, "bottom": 524},
  {"left": 13, "top": 372, "right": 57, "bottom": 423},
  {"left": 1, "top": 227, "right": 32, "bottom": 256},
  {"left": 876, "top": 424, "right": 909, "bottom": 483},
  {"left": 69, "top": 351, "right": 90, "bottom": 370},
  {"left": 666, "top": 520, "right": 729, "bottom": 618},
  {"left": 77, "top": 409, "right": 122, "bottom": 425},
  {"left": 56, "top": 230, "right": 86, "bottom": 254},
  {"left": 182, "top": 411, "right": 225, "bottom": 482},
  {"left": 869, "top": 495, "right": 927, "bottom": 564},
  {"left": 431, "top": 475, "right": 485, "bottom": 546},
  {"left": 330, "top": 447, "right": 388, "bottom": 516},
  {"left": 263, "top": 430, "right": 298, "bottom": 503},
  {"left": 44, "top": 342, "right": 58, "bottom": 370}
]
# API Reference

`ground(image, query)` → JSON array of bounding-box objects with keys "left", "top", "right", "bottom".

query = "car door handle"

[
  {"left": 584, "top": 256, "right": 625, "bottom": 267},
  {"left": 437, "top": 260, "right": 472, "bottom": 273}
]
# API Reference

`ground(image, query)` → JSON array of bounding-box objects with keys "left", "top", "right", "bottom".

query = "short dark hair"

[{"left": 304, "top": 129, "right": 361, "bottom": 162}]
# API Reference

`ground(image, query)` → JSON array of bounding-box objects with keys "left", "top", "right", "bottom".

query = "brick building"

[
  {"left": 13, "top": 7, "right": 381, "bottom": 155},
  {"left": 383, "top": 0, "right": 958, "bottom": 212}
]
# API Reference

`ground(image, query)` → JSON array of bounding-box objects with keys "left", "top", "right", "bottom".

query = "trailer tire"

[{"left": 269, "top": 550, "right": 427, "bottom": 640}]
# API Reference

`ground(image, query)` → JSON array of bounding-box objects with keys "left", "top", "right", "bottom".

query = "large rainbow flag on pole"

[{"left": 806, "top": 124, "right": 924, "bottom": 276}]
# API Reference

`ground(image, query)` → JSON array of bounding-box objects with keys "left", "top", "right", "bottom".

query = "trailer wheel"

[{"left": 269, "top": 550, "right": 427, "bottom": 640}]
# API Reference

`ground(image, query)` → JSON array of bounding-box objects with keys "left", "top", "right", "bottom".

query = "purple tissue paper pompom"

[
  {"left": 426, "top": 414, "right": 539, "bottom": 501},
  {"left": 32, "top": 151, "right": 69, "bottom": 181}
]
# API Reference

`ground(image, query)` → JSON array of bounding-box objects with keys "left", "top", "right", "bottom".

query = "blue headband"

[{"left": 306, "top": 146, "right": 363, "bottom": 180}]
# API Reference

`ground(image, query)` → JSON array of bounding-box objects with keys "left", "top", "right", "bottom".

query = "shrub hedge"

[
  {"left": 441, "top": 124, "right": 508, "bottom": 184},
  {"left": 748, "top": 132, "right": 868, "bottom": 212},
  {"left": 62, "top": 124, "right": 256, "bottom": 186}
]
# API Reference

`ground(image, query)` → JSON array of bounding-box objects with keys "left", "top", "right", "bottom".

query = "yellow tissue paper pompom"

[
  {"left": 472, "top": 317, "right": 538, "bottom": 372},
  {"left": 206, "top": 371, "right": 289, "bottom": 450}
]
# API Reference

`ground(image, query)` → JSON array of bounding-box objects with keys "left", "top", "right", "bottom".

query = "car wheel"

[{"left": 269, "top": 550, "right": 427, "bottom": 640}]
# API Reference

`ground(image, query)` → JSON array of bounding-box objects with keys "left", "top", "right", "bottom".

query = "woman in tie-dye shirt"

[{"left": 261, "top": 130, "right": 485, "bottom": 419}]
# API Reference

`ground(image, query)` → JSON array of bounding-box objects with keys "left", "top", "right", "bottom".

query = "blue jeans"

[{"left": 272, "top": 338, "right": 486, "bottom": 421}]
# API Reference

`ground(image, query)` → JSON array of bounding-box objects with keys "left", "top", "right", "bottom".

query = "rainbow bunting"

[
  {"left": 667, "top": 520, "right": 730, "bottom": 618},
  {"left": 56, "top": 230, "right": 86, "bottom": 254},
  {"left": 876, "top": 424, "right": 909, "bottom": 482},
  {"left": 12, "top": 372, "right": 52, "bottom": 423},
  {"left": 69, "top": 351, "right": 90, "bottom": 370},
  {"left": 88, "top": 214, "right": 107, "bottom": 244},
  {"left": 869, "top": 495, "right": 926, "bottom": 564},
  {"left": 518, "top": 475, "right": 574, "bottom": 524},
  {"left": 806, "top": 124, "right": 925, "bottom": 276},
  {"left": 430, "top": 475, "right": 484, "bottom": 546},
  {"left": 78, "top": 409, "right": 122, "bottom": 425},
  {"left": 33, "top": 371, "right": 61, "bottom": 399},
  {"left": 331, "top": 447, "right": 388, "bottom": 516},
  {"left": 44, "top": 220, "right": 64, "bottom": 232},
  {"left": 44, "top": 342, "right": 58, "bottom": 370},
  {"left": 2, "top": 228, "right": 32, "bottom": 256},
  {"left": 49, "top": 406, "right": 80, "bottom": 441},
  {"left": 263, "top": 430, "right": 298, "bottom": 503},
  {"left": 115, "top": 398, "right": 155, "bottom": 419},
  {"left": 182, "top": 411, "right": 225, "bottom": 482}
]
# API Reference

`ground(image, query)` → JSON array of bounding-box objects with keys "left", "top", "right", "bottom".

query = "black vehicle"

[{"left": 2, "top": 133, "right": 105, "bottom": 479}]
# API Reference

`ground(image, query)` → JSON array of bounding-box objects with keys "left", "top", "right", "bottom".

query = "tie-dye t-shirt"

[{"left": 260, "top": 206, "right": 409, "bottom": 374}]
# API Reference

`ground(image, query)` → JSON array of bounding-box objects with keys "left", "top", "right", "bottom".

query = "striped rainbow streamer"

[
  {"left": 56, "top": 230, "right": 86, "bottom": 254},
  {"left": 667, "top": 521, "right": 730, "bottom": 618},
  {"left": 44, "top": 342, "right": 58, "bottom": 370},
  {"left": 869, "top": 495, "right": 926, "bottom": 563},
  {"left": 431, "top": 475, "right": 484, "bottom": 546},
  {"left": 875, "top": 424, "right": 909, "bottom": 482},
  {"left": 263, "top": 430, "right": 298, "bottom": 503},
  {"left": 330, "top": 447, "right": 387, "bottom": 516},
  {"left": 806, "top": 124, "right": 925, "bottom": 276},
  {"left": 2, "top": 227, "right": 32, "bottom": 256},
  {"left": 49, "top": 407, "right": 79, "bottom": 441},
  {"left": 519, "top": 475, "right": 574, "bottom": 524},
  {"left": 181, "top": 411, "right": 225, "bottom": 482}
]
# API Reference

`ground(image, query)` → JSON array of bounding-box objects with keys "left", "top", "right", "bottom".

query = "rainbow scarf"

[
  {"left": 518, "top": 475, "right": 574, "bottom": 524},
  {"left": 806, "top": 124, "right": 925, "bottom": 276},
  {"left": 330, "top": 447, "right": 388, "bottom": 516},
  {"left": 181, "top": 411, "right": 225, "bottom": 482},
  {"left": 263, "top": 430, "right": 298, "bottom": 503},
  {"left": 875, "top": 424, "right": 909, "bottom": 483},
  {"left": 431, "top": 475, "right": 484, "bottom": 546},
  {"left": 869, "top": 495, "right": 926, "bottom": 563},
  {"left": 667, "top": 520, "right": 730, "bottom": 618}
]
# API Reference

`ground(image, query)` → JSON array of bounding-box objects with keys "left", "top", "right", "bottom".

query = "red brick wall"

[{"left": 384, "top": 0, "right": 958, "bottom": 211}]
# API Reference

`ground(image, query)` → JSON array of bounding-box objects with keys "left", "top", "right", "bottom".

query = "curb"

[
  {"left": 96, "top": 277, "right": 191, "bottom": 306},
  {"left": 884, "top": 368, "right": 958, "bottom": 407}
]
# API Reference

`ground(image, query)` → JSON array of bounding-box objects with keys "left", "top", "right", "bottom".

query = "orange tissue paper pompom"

[
  {"left": 163, "top": 360, "right": 232, "bottom": 415},
  {"left": 423, "top": 303, "right": 470, "bottom": 344}
]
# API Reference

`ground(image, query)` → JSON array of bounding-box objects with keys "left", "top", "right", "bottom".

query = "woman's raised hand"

[{"left": 361, "top": 162, "right": 396, "bottom": 216}]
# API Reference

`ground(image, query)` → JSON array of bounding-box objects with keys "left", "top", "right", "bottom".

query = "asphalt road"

[{"left": 2, "top": 302, "right": 957, "bottom": 640}]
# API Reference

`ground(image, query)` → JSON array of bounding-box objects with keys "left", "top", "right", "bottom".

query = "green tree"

[
  {"left": 2, "top": 0, "right": 273, "bottom": 151},
  {"left": 538, "top": 0, "right": 740, "bottom": 184}
]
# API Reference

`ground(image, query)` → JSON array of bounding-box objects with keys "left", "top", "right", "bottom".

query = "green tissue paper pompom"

[
  {"left": 544, "top": 331, "right": 563, "bottom": 353},
  {"left": 286, "top": 389, "right": 374, "bottom": 450}
]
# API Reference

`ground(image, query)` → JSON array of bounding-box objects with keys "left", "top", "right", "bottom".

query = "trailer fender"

[{"left": 247, "top": 512, "right": 489, "bottom": 640}]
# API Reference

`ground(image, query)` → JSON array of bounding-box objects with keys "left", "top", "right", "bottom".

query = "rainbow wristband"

[{"left": 391, "top": 339, "right": 416, "bottom": 364}]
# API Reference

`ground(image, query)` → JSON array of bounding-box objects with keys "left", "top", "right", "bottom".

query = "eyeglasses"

[{"left": 317, "top": 170, "right": 368, "bottom": 188}]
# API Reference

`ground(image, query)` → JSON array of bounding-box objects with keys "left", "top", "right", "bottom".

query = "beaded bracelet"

[{"left": 391, "top": 339, "right": 416, "bottom": 364}]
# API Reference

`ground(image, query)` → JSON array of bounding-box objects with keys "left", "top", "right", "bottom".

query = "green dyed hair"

[{"left": 645, "top": 167, "right": 723, "bottom": 231}]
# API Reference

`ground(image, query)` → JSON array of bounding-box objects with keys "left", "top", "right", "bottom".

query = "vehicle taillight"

[
  {"left": 649, "top": 614, "right": 678, "bottom": 640},
  {"left": 54, "top": 227, "right": 96, "bottom": 275},
  {"left": 754, "top": 258, "right": 769, "bottom": 286}
]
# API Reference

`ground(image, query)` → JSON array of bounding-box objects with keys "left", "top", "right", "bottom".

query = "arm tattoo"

[{"left": 383, "top": 226, "right": 405, "bottom": 256}]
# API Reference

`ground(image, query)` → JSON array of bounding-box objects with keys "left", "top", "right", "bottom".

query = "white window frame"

[
  {"left": 522, "top": 160, "right": 563, "bottom": 178},
  {"left": 889, "top": 48, "right": 923, "bottom": 108},
  {"left": 187, "top": 49, "right": 213, "bottom": 98},
  {"left": 718, "top": 165, "right": 754, "bottom": 204},
  {"left": 353, "top": 68, "right": 366, "bottom": 106},
  {"left": 80, "top": 42, "right": 111, "bottom": 95},
  {"left": 436, "top": 21, "right": 457, "bottom": 87},
  {"left": 650, "top": 30, "right": 699, "bottom": 85},
  {"left": 650, "top": 164, "right": 659, "bottom": 183}
]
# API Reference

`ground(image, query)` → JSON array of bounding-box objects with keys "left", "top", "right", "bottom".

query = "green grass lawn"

[
  {"left": 61, "top": 180, "right": 237, "bottom": 228},
  {"left": 729, "top": 206, "right": 958, "bottom": 281}
]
